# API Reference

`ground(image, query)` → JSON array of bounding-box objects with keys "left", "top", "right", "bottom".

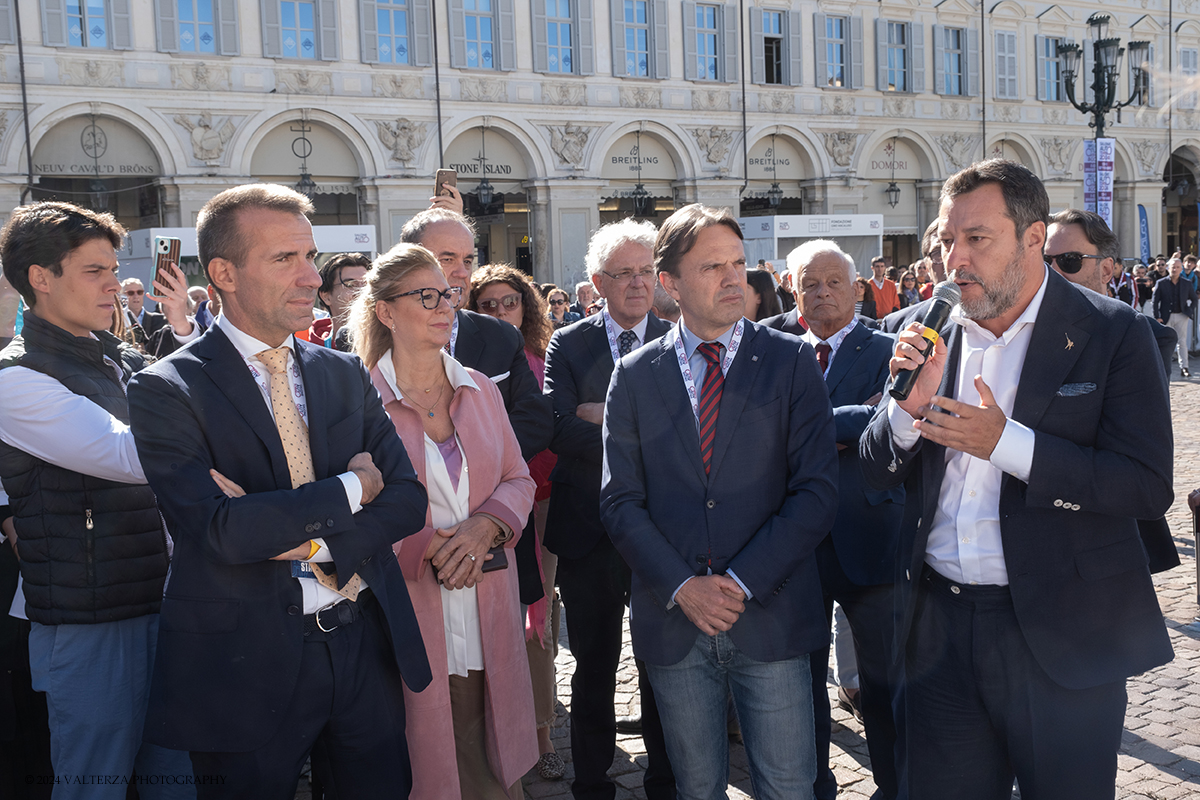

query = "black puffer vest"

[{"left": 0, "top": 313, "right": 168, "bottom": 625}]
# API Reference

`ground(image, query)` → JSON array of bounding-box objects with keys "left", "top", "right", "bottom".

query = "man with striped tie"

[{"left": 600, "top": 204, "right": 839, "bottom": 800}]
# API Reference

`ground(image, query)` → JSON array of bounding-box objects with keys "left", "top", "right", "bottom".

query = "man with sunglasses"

[{"left": 1151, "top": 257, "right": 1197, "bottom": 377}]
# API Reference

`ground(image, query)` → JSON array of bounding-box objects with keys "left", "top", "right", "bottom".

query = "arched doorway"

[
  {"left": 1163, "top": 149, "right": 1199, "bottom": 256},
  {"left": 250, "top": 119, "right": 362, "bottom": 225},
  {"left": 31, "top": 115, "right": 163, "bottom": 230},
  {"left": 863, "top": 134, "right": 931, "bottom": 268},
  {"left": 598, "top": 131, "right": 681, "bottom": 225},
  {"left": 741, "top": 133, "right": 810, "bottom": 217},
  {"left": 444, "top": 126, "right": 532, "bottom": 272}
]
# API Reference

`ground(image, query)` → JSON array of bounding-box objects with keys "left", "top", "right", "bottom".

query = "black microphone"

[{"left": 888, "top": 281, "right": 962, "bottom": 402}]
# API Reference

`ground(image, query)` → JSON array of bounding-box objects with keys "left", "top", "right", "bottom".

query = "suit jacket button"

[
  {"left": 906, "top": 569, "right": 911, "bottom": 580},
  {"left": 1071, "top": 504, "right": 1081, "bottom": 511},
  {"left": 696, "top": 555, "right": 706, "bottom": 564},
  {"left": 304, "top": 524, "right": 314, "bottom": 533},
  {"left": 287, "top": 605, "right": 300, "bottom": 615},
  {"left": 1053, "top": 499, "right": 1063, "bottom": 508},
  {"left": 706, "top": 500, "right": 715, "bottom": 509},
  {"left": 326, "top": 518, "right": 335, "bottom": 527},
  {"left": 312, "top": 521, "right": 322, "bottom": 531}
]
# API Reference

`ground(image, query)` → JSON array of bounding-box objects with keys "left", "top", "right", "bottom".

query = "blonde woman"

[{"left": 349, "top": 242, "right": 538, "bottom": 799}]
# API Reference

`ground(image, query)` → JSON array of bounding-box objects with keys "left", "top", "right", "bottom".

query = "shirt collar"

[
  {"left": 376, "top": 348, "right": 479, "bottom": 401},
  {"left": 802, "top": 317, "right": 858, "bottom": 351},
  {"left": 678, "top": 318, "right": 737, "bottom": 360},
  {"left": 215, "top": 313, "right": 297, "bottom": 362},
  {"left": 950, "top": 266, "right": 1049, "bottom": 346},
  {"left": 603, "top": 309, "right": 649, "bottom": 343}
]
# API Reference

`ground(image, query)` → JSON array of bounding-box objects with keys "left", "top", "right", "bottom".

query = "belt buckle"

[{"left": 315, "top": 601, "right": 340, "bottom": 633}]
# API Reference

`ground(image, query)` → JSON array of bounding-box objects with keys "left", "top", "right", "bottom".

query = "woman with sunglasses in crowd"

[
  {"left": 350, "top": 245, "right": 538, "bottom": 798},
  {"left": 467, "top": 264, "right": 568, "bottom": 781},
  {"left": 545, "top": 285, "right": 582, "bottom": 329}
]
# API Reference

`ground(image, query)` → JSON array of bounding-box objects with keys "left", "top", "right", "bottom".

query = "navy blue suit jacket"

[
  {"left": 128, "top": 326, "right": 432, "bottom": 752},
  {"left": 821, "top": 324, "right": 904, "bottom": 586},
  {"left": 860, "top": 270, "right": 1174, "bottom": 689},
  {"left": 600, "top": 321, "right": 838, "bottom": 666},
  {"left": 542, "top": 312, "right": 671, "bottom": 559}
]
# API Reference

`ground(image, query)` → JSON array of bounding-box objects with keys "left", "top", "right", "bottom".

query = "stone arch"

[
  {"left": 858, "top": 128, "right": 940, "bottom": 179},
  {"left": 745, "top": 125, "right": 821, "bottom": 181},
  {"left": 987, "top": 133, "right": 1045, "bottom": 175},
  {"left": 20, "top": 103, "right": 180, "bottom": 177},
  {"left": 237, "top": 108, "right": 376, "bottom": 178},
  {"left": 988, "top": 0, "right": 1027, "bottom": 20},
  {"left": 592, "top": 121, "right": 696, "bottom": 183},
  {"left": 438, "top": 115, "right": 548, "bottom": 181}
]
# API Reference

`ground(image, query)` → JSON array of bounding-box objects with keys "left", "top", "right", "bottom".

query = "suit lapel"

[
  {"left": 1011, "top": 273, "right": 1091, "bottom": 431},
  {"left": 920, "top": 323, "right": 961, "bottom": 533},
  {"left": 583, "top": 314, "right": 614, "bottom": 374},
  {"left": 707, "top": 323, "right": 763, "bottom": 481},
  {"left": 824, "top": 323, "right": 869, "bottom": 394},
  {"left": 197, "top": 327, "right": 293, "bottom": 488},
  {"left": 295, "top": 340, "right": 330, "bottom": 479},
  {"left": 453, "top": 310, "right": 482, "bottom": 366},
  {"left": 650, "top": 335, "right": 707, "bottom": 485}
]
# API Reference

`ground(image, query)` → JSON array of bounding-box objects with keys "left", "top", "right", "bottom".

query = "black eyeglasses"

[
  {"left": 1046, "top": 252, "right": 1104, "bottom": 275},
  {"left": 386, "top": 286, "right": 463, "bottom": 309},
  {"left": 477, "top": 293, "right": 522, "bottom": 313}
]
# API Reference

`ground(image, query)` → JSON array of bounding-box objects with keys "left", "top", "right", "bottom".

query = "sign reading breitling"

[
  {"left": 601, "top": 134, "right": 677, "bottom": 181},
  {"left": 32, "top": 116, "right": 161, "bottom": 177},
  {"left": 747, "top": 138, "right": 805, "bottom": 181}
]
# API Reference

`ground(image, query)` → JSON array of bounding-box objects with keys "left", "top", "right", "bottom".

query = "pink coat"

[{"left": 371, "top": 363, "right": 538, "bottom": 796}]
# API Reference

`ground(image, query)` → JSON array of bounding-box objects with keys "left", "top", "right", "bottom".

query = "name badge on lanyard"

[
  {"left": 602, "top": 311, "right": 625, "bottom": 364},
  {"left": 291, "top": 560, "right": 317, "bottom": 580},
  {"left": 671, "top": 319, "right": 745, "bottom": 423}
]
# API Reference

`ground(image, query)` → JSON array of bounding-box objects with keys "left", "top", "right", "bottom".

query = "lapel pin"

[
  {"left": 751, "top": 355, "right": 758, "bottom": 361},
  {"left": 1065, "top": 334, "right": 1074, "bottom": 351}
]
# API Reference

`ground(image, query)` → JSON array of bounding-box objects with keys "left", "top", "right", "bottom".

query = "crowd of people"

[{"left": 0, "top": 157, "right": 1184, "bottom": 800}]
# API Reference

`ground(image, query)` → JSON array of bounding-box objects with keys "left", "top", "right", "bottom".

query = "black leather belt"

[{"left": 303, "top": 589, "right": 373, "bottom": 635}]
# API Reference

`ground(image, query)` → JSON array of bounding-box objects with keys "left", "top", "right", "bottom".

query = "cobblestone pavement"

[
  {"left": 293, "top": 381, "right": 1200, "bottom": 800},
  {"left": 518, "top": 378, "right": 1200, "bottom": 800}
]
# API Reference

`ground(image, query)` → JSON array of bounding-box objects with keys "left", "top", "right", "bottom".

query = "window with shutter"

[
  {"left": 822, "top": 14, "right": 847, "bottom": 88},
  {"left": 179, "top": 0, "right": 217, "bottom": 52},
  {"left": 622, "top": 0, "right": 650, "bottom": 77},
  {"left": 1182, "top": 48, "right": 1197, "bottom": 110},
  {"left": 545, "top": 0, "right": 573, "bottom": 73},
  {"left": 762, "top": 10, "right": 782, "bottom": 85},
  {"left": 463, "top": 0, "right": 495, "bottom": 68},
  {"left": 1036, "top": 34, "right": 1064, "bottom": 102},
  {"left": 279, "top": 0, "right": 317, "bottom": 58},
  {"left": 67, "top": 0, "right": 110, "bottom": 47},
  {"left": 995, "top": 30, "right": 1017, "bottom": 99},
  {"left": 939, "top": 26, "right": 965, "bottom": 95},
  {"left": 0, "top": 0, "right": 13, "bottom": 44},
  {"left": 375, "top": 0, "right": 409, "bottom": 63}
]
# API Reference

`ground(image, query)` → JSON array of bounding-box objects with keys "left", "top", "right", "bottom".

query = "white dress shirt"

[
  {"left": 604, "top": 310, "right": 650, "bottom": 354},
  {"left": 378, "top": 348, "right": 485, "bottom": 676},
  {"left": 801, "top": 318, "right": 859, "bottom": 378},
  {"left": 887, "top": 268, "right": 1047, "bottom": 586},
  {"left": 215, "top": 315, "right": 364, "bottom": 613}
]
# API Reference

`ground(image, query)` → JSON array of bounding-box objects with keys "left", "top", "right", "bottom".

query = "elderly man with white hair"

[{"left": 765, "top": 239, "right": 906, "bottom": 800}]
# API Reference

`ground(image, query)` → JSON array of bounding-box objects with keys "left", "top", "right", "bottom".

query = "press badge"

[{"left": 291, "top": 560, "right": 317, "bottom": 579}]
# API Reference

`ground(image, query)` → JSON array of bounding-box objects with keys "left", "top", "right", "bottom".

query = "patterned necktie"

[
  {"left": 257, "top": 347, "right": 361, "bottom": 602},
  {"left": 815, "top": 342, "right": 832, "bottom": 375},
  {"left": 697, "top": 342, "right": 725, "bottom": 476},
  {"left": 618, "top": 329, "right": 638, "bottom": 357}
]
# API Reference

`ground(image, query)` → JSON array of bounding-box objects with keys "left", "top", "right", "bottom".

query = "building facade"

[{"left": 0, "top": 0, "right": 1197, "bottom": 288}]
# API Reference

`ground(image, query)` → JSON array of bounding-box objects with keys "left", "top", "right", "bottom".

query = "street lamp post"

[{"left": 1057, "top": 14, "right": 1149, "bottom": 140}]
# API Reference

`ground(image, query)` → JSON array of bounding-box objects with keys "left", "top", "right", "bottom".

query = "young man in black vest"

[{"left": 0, "top": 202, "right": 193, "bottom": 799}]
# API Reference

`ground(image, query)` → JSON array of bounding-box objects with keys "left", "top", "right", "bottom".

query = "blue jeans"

[
  {"left": 29, "top": 615, "right": 194, "bottom": 800},
  {"left": 644, "top": 631, "right": 816, "bottom": 800}
]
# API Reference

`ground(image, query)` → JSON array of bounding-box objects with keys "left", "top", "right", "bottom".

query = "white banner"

[
  {"left": 1097, "top": 138, "right": 1115, "bottom": 231},
  {"left": 1083, "top": 140, "right": 1097, "bottom": 214}
]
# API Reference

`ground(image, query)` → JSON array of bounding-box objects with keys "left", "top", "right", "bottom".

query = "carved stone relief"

[
  {"left": 460, "top": 78, "right": 505, "bottom": 102},
  {"left": 170, "top": 61, "right": 230, "bottom": 91},
  {"left": 883, "top": 97, "right": 914, "bottom": 118},
  {"left": 759, "top": 92, "right": 794, "bottom": 114},
  {"left": 58, "top": 59, "right": 122, "bottom": 87},
  {"left": 821, "top": 95, "right": 855, "bottom": 116},
  {"left": 936, "top": 132, "right": 977, "bottom": 172},
  {"left": 1130, "top": 139, "right": 1164, "bottom": 176},
  {"left": 373, "top": 118, "right": 428, "bottom": 165},
  {"left": 692, "top": 89, "right": 731, "bottom": 112},
  {"left": 1039, "top": 137, "right": 1075, "bottom": 172},
  {"left": 174, "top": 112, "right": 237, "bottom": 162},
  {"left": 372, "top": 74, "right": 422, "bottom": 99},
  {"left": 822, "top": 131, "right": 860, "bottom": 167},
  {"left": 620, "top": 86, "right": 662, "bottom": 109},
  {"left": 276, "top": 69, "right": 331, "bottom": 95},
  {"left": 994, "top": 104, "right": 1021, "bottom": 123},
  {"left": 544, "top": 124, "right": 592, "bottom": 168},
  {"left": 542, "top": 82, "right": 586, "bottom": 106},
  {"left": 1044, "top": 108, "right": 1068, "bottom": 125},
  {"left": 941, "top": 102, "right": 967, "bottom": 121},
  {"left": 690, "top": 127, "right": 735, "bottom": 165}
]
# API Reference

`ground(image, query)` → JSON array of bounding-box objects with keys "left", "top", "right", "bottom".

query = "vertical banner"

[
  {"left": 1083, "top": 139, "right": 1097, "bottom": 214},
  {"left": 1139, "top": 204, "right": 1152, "bottom": 265},
  {"left": 1097, "top": 138, "right": 1115, "bottom": 230}
]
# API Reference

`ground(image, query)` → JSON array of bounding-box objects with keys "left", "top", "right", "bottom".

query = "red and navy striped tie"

[{"left": 697, "top": 342, "right": 725, "bottom": 475}]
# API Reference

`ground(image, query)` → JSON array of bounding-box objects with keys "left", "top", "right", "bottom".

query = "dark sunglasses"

[
  {"left": 549, "top": 298, "right": 567, "bottom": 306},
  {"left": 1046, "top": 251, "right": 1103, "bottom": 275},
  {"left": 477, "top": 293, "right": 522, "bottom": 313}
]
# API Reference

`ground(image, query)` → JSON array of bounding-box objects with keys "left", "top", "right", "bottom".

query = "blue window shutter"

[
  {"left": 967, "top": 28, "right": 978, "bottom": 96},
  {"left": 1035, "top": 34, "right": 1048, "bottom": 101},
  {"left": 750, "top": 7, "right": 764, "bottom": 84},
  {"left": 577, "top": 0, "right": 594, "bottom": 75},
  {"left": 110, "top": 0, "right": 133, "bottom": 49},
  {"left": 722, "top": 3, "right": 737, "bottom": 83},
  {"left": 42, "top": 0, "right": 67, "bottom": 47},
  {"left": 218, "top": 0, "right": 240, "bottom": 55},
  {"left": 814, "top": 12, "right": 827, "bottom": 87},
  {"left": 653, "top": 0, "right": 669, "bottom": 78},
  {"left": 683, "top": 1, "right": 697, "bottom": 81},
  {"left": 932, "top": 24, "right": 944, "bottom": 94},
  {"left": 359, "top": 0, "right": 377, "bottom": 63},
  {"left": 448, "top": 0, "right": 466, "bottom": 67},
  {"left": 155, "top": 0, "right": 179, "bottom": 52},
  {"left": 318, "top": 0, "right": 337, "bottom": 59},
  {"left": 610, "top": 0, "right": 626, "bottom": 77},
  {"left": 261, "top": 0, "right": 283, "bottom": 57},
  {"left": 532, "top": 0, "right": 548, "bottom": 72},
  {"left": 910, "top": 21, "right": 923, "bottom": 93},
  {"left": 787, "top": 11, "right": 802, "bottom": 86},
  {"left": 849, "top": 15, "right": 862, "bottom": 89},
  {"left": 875, "top": 18, "right": 887, "bottom": 91},
  {"left": 497, "top": 0, "right": 515, "bottom": 70},
  {"left": 409, "top": 0, "right": 430, "bottom": 64}
]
